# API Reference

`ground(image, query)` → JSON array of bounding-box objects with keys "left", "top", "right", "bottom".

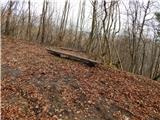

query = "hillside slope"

[{"left": 1, "top": 37, "right": 160, "bottom": 120}]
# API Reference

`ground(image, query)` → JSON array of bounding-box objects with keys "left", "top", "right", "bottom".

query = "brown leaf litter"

[{"left": 1, "top": 37, "right": 160, "bottom": 120}]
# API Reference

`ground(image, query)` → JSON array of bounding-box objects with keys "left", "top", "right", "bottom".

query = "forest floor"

[{"left": 1, "top": 37, "right": 160, "bottom": 120}]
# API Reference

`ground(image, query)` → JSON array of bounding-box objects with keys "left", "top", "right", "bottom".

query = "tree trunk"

[{"left": 5, "top": 1, "right": 14, "bottom": 35}]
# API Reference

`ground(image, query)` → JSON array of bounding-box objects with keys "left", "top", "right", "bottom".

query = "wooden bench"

[{"left": 46, "top": 48, "right": 100, "bottom": 67}]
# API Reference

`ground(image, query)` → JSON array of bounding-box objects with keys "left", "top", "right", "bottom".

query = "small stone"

[
  {"left": 76, "top": 111, "right": 80, "bottom": 114},
  {"left": 88, "top": 100, "right": 92, "bottom": 104},
  {"left": 35, "top": 105, "right": 39, "bottom": 108}
]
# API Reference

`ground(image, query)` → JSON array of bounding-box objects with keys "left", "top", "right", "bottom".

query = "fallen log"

[{"left": 46, "top": 48, "right": 100, "bottom": 67}]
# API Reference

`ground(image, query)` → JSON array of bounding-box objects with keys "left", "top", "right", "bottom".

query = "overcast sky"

[{"left": 1, "top": 0, "right": 160, "bottom": 34}]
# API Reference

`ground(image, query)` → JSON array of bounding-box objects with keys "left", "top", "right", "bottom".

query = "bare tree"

[
  {"left": 138, "top": 0, "right": 151, "bottom": 75},
  {"left": 86, "top": 0, "right": 97, "bottom": 52},
  {"left": 56, "top": 0, "right": 70, "bottom": 46},
  {"left": 4, "top": 0, "right": 15, "bottom": 35},
  {"left": 26, "top": 0, "right": 31, "bottom": 41},
  {"left": 74, "top": 0, "right": 81, "bottom": 48}
]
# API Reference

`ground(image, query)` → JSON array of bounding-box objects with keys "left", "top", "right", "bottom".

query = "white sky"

[{"left": 1, "top": 0, "right": 160, "bottom": 33}]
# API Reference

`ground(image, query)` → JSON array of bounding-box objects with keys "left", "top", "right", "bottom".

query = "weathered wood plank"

[
  {"left": 46, "top": 48, "right": 100, "bottom": 67},
  {"left": 59, "top": 47, "right": 81, "bottom": 52}
]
